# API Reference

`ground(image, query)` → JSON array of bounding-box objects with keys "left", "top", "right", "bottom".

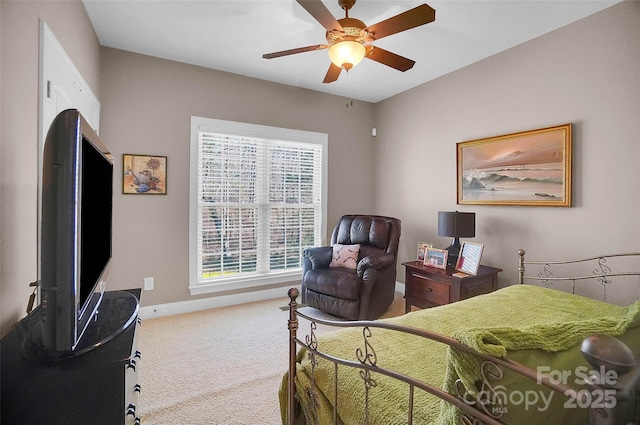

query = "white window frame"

[{"left": 189, "top": 117, "right": 328, "bottom": 295}]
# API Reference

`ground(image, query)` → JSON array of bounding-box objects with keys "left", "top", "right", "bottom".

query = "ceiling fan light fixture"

[{"left": 328, "top": 40, "right": 366, "bottom": 70}]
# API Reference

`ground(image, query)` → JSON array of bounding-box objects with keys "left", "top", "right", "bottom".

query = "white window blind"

[{"left": 189, "top": 117, "right": 327, "bottom": 294}]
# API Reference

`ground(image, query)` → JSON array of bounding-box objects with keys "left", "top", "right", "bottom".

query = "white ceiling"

[{"left": 83, "top": 0, "right": 621, "bottom": 103}]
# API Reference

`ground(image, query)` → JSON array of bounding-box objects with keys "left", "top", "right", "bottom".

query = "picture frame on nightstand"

[
  {"left": 424, "top": 248, "right": 448, "bottom": 269},
  {"left": 455, "top": 242, "right": 484, "bottom": 275},
  {"left": 416, "top": 242, "right": 432, "bottom": 262}
]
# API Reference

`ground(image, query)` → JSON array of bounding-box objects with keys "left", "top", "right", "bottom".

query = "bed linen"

[{"left": 279, "top": 284, "right": 640, "bottom": 425}]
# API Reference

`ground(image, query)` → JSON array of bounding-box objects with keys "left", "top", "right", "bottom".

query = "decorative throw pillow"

[{"left": 329, "top": 244, "right": 361, "bottom": 269}]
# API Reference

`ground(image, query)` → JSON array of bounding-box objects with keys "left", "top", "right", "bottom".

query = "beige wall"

[
  {"left": 1, "top": 1, "right": 102, "bottom": 336},
  {"left": 99, "top": 48, "right": 375, "bottom": 307},
  {"left": 374, "top": 0, "right": 640, "bottom": 305}
]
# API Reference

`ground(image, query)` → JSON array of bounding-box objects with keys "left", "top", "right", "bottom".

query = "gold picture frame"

[
  {"left": 123, "top": 154, "right": 167, "bottom": 195},
  {"left": 457, "top": 123, "right": 572, "bottom": 207},
  {"left": 455, "top": 242, "right": 484, "bottom": 275},
  {"left": 424, "top": 248, "right": 448, "bottom": 270}
]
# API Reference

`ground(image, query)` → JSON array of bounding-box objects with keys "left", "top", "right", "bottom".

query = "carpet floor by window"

[{"left": 138, "top": 290, "right": 405, "bottom": 424}]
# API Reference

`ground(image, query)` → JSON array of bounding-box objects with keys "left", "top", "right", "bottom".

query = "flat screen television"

[{"left": 36, "top": 109, "right": 113, "bottom": 356}]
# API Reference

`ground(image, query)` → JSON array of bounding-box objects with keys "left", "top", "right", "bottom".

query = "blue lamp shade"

[{"left": 438, "top": 211, "right": 475, "bottom": 267}]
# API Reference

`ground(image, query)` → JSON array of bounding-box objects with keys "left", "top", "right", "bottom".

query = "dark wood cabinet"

[
  {"left": 402, "top": 261, "right": 502, "bottom": 313},
  {"left": 1, "top": 289, "right": 141, "bottom": 425}
]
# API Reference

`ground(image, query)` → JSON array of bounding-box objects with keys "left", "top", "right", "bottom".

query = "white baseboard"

[
  {"left": 139, "top": 285, "right": 302, "bottom": 320},
  {"left": 139, "top": 281, "right": 404, "bottom": 320}
]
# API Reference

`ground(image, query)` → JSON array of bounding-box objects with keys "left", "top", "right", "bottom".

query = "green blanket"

[
  {"left": 440, "top": 294, "right": 640, "bottom": 424},
  {"left": 279, "top": 285, "right": 640, "bottom": 425}
]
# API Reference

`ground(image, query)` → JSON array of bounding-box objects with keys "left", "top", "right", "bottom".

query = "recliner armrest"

[
  {"left": 357, "top": 253, "right": 395, "bottom": 275},
  {"left": 303, "top": 246, "right": 333, "bottom": 270}
]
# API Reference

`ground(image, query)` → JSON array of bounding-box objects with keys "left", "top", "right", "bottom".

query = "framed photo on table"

[
  {"left": 455, "top": 242, "right": 484, "bottom": 275},
  {"left": 424, "top": 248, "right": 448, "bottom": 270},
  {"left": 416, "top": 242, "right": 432, "bottom": 262}
]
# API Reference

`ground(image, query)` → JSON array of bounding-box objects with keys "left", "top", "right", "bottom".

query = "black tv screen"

[{"left": 79, "top": 137, "right": 113, "bottom": 314}]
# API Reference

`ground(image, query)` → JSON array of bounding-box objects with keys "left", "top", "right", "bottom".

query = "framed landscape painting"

[{"left": 457, "top": 123, "right": 572, "bottom": 207}]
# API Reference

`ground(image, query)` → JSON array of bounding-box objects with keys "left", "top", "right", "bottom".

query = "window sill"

[{"left": 189, "top": 269, "right": 302, "bottom": 296}]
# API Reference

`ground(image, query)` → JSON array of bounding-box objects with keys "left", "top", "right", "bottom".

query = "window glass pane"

[{"left": 200, "top": 205, "right": 258, "bottom": 278}]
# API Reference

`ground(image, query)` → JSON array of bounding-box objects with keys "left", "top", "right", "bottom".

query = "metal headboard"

[{"left": 517, "top": 249, "right": 640, "bottom": 302}]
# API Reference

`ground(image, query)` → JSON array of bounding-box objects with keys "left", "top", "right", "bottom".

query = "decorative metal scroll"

[
  {"left": 536, "top": 259, "right": 615, "bottom": 298},
  {"left": 537, "top": 263, "right": 554, "bottom": 288},
  {"left": 300, "top": 322, "right": 383, "bottom": 425},
  {"left": 306, "top": 321, "right": 318, "bottom": 351},
  {"left": 355, "top": 327, "right": 378, "bottom": 425},
  {"left": 455, "top": 360, "right": 507, "bottom": 424},
  {"left": 306, "top": 322, "right": 320, "bottom": 425},
  {"left": 518, "top": 250, "right": 640, "bottom": 303},
  {"left": 592, "top": 257, "right": 613, "bottom": 302}
]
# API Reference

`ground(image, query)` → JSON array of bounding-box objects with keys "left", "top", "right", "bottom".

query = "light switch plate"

[{"left": 144, "top": 277, "right": 154, "bottom": 291}]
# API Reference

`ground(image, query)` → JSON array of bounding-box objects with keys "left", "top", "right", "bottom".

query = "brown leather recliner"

[{"left": 301, "top": 215, "right": 401, "bottom": 320}]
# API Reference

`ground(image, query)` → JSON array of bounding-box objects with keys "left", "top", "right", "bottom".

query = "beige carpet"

[{"left": 138, "top": 291, "right": 405, "bottom": 424}]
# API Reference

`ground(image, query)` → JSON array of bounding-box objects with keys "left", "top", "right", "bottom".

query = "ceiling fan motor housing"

[
  {"left": 338, "top": 0, "right": 357, "bottom": 12},
  {"left": 326, "top": 17, "right": 369, "bottom": 45}
]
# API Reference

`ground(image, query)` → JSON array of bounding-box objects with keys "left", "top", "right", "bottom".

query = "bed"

[{"left": 279, "top": 249, "right": 640, "bottom": 425}]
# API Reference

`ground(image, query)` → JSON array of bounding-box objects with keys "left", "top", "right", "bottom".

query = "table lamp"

[{"left": 438, "top": 211, "right": 475, "bottom": 268}]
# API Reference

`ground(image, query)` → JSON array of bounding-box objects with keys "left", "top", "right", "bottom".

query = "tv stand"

[{"left": 1, "top": 289, "right": 142, "bottom": 425}]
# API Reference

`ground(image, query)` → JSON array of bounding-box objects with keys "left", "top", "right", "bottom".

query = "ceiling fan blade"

[
  {"left": 366, "top": 4, "right": 436, "bottom": 40},
  {"left": 323, "top": 63, "right": 342, "bottom": 83},
  {"left": 365, "top": 46, "right": 415, "bottom": 72},
  {"left": 263, "top": 44, "right": 328, "bottom": 59},
  {"left": 297, "top": 0, "right": 343, "bottom": 32}
]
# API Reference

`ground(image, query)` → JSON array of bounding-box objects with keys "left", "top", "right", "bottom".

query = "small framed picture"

[
  {"left": 417, "top": 242, "right": 432, "bottom": 262},
  {"left": 455, "top": 242, "right": 484, "bottom": 275},
  {"left": 424, "top": 248, "right": 448, "bottom": 270},
  {"left": 123, "top": 154, "right": 167, "bottom": 195}
]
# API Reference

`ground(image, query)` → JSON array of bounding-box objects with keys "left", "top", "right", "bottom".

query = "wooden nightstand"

[{"left": 401, "top": 261, "right": 502, "bottom": 313}]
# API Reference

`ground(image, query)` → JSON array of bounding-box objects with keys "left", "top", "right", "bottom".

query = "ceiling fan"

[{"left": 262, "top": 0, "right": 436, "bottom": 83}]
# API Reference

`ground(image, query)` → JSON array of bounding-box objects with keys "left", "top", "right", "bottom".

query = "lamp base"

[{"left": 444, "top": 238, "right": 461, "bottom": 268}]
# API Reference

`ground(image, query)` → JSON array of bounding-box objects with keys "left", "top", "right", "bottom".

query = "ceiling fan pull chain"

[{"left": 346, "top": 71, "right": 354, "bottom": 108}]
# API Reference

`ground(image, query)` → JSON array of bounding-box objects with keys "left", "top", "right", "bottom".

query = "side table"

[{"left": 401, "top": 261, "right": 502, "bottom": 313}]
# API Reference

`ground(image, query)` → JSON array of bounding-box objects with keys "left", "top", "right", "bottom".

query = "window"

[{"left": 189, "top": 117, "right": 327, "bottom": 295}]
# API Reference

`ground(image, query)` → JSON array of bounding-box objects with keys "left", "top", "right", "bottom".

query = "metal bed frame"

[
  {"left": 517, "top": 249, "right": 640, "bottom": 301},
  {"left": 285, "top": 250, "right": 640, "bottom": 425}
]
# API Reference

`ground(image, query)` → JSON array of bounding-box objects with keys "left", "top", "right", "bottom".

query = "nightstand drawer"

[{"left": 406, "top": 272, "right": 450, "bottom": 305}]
